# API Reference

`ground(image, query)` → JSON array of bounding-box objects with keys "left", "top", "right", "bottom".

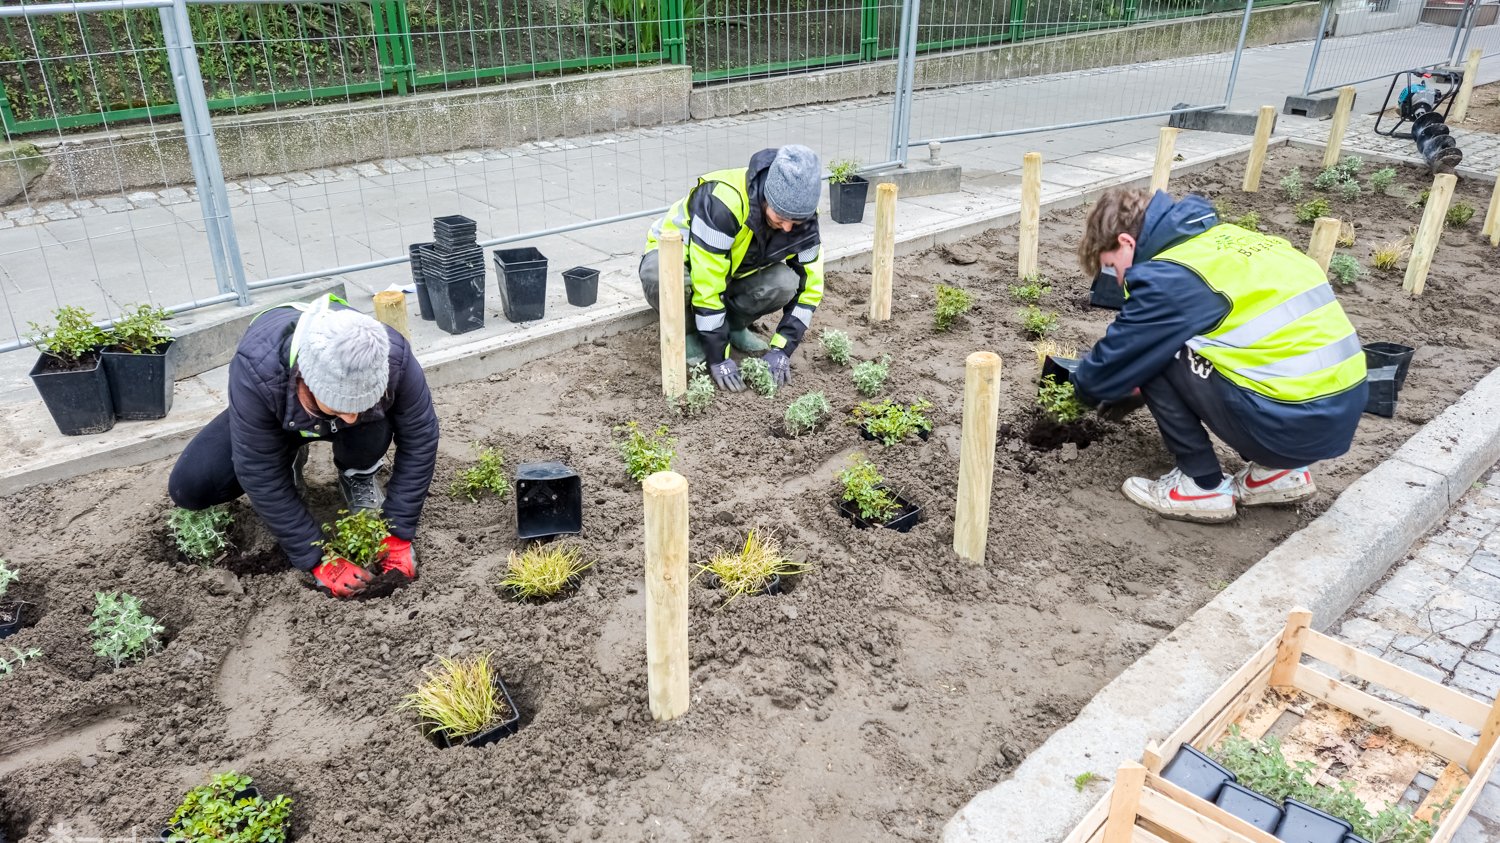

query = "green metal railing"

[{"left": 0, "top": 0, "right": 1300, "bottom": 136}]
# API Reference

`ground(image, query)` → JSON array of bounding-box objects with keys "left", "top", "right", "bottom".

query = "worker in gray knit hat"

[
  {"left": 640, "top": 144, "right": 827, "bottom": 391},
  {"left": 168, "top": 294, "right": 439, "bottom": 599}
]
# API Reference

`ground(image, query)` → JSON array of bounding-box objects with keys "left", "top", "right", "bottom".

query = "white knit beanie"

[{"left": 298, "top": 309, "right": 390, "bottom": 414}]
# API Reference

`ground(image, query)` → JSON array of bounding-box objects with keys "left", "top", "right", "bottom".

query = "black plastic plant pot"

[
  {"left": 495, "top": 247, "right": 548, "bottom": 323},
  {"left": 1090, "top": 269, "right": 1124, "bottom": 310},
  {"left": 0, "top": 602, "right": 21, "bottom": 640},
  {"left": 29, "top": 351, "right": 115, "bottom": 436},
  {"left": 428, "top": 272, "right": 486, "bottom": 336},
  {"left": 410, "top": 243, "right": 436, "bottom": 321},
  {"left": 431, "top": 676, "right": 522, "bottom": 749},
  {"left": 515, "top": 461, "right": 583, "bottom": 540},
  {"left": 1275, "top": 799, "right": 1352, "bottom": 843},
  {"left": 859, "top": 425, "right": 931, "bottom": 444},
  {"left": 1363, "top": 341, "right": 1414, "bottom": 390},
  {"left": 1160, "top": 744, "right": 1235, "bottom": 802},
  {"left": 432, "top": 214, "right": 477, "bottom": 248},
  {"left": 101, "top": 338, "right": 175, "bottom": 421},
  {"left": 160, "top": 788, "right": 261, "bottom": 841},
  {"left": 829, "top": 176, "right": 871, "bottom": 224},
  {"left": 838, "top": 485, "right": 922, "bottom": 532},
  {"left": 704, "top": 572, "right": 782, "bottom": 596},
  {"left": 562, "top": 266, "right": 600, "bottom": 308},
  {"left": 1364, "top": 365, "right": 1399, "bottom": 419},
  {"left": 1342, "top": 834, "right": 1374, "bottom": 843},
  {"left": 1041, "top": 355, "right": 1080, "bottom": 386},
  {"left": 1213, "top": 781, "right": 1281, "bottom": 832}
]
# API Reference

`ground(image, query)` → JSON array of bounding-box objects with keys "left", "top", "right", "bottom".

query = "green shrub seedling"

[
  {"left": 167, "top": 771, "right": 293, "bottom": 843},
  {"left": 1037, "top": 375, "right": 1088, "bottom": 424},
  {"left": 839, "top": 456, "right": 900, "bottom": 523},
  {"left": 1020, "top": 305, "right": 1059, "bottom": 339},
  {"left": 1368, "top": 167, "right": 1396, "bottom": 194},
  {"left": 1337, "top": 179, "right": 1361, "bottom": 202},
  {"left": 1294, "top": 197, "right": 1331, "bottom": 224},
  {"left": 819, "top": 328, "right": 852, "bottom": 365},
  {"left": 616, "top": 421, "right": 675, "bottom": 482},
  {"left": 29, "top": 305, "right": 108, "bottom": 368},
  {"left": 1073, "top": 772, "right": 1100, "bottom": 792},
  {"left": 851, "top": 355, "right": 891, "bottom": 397},
  {"left": 91, "top": 591, "right": 164, "bottom": 668},
  {"left": 828, "top": 158, "right": 860, "bottom": 184},
  {"left": 783, "top": 392, "right": 832, "bottom": 438},
  {"left": 0, "top": 558, "right": 16, "bottom": 601},
  {"left": 934, "top": 283, "right": 973, "bottom": 332},
  {"left": 1337, "top": 154, "right": 1364, "bottom": 177},
  {"left": 169, "top": 506, "right": 233, "bottom": 563},
  {"left": 1313, "top": 167, "right": 1343, "bottom": 191},
  {"left": 1446, "top": 201, "right": 1476, "bottom": 228},
  {"left": 450, "top": 445, "right": 508, "bottom": 502},
  {"left": 315, "top": 509, "right": 391, "bottom": 569},
  {"left": 740, "top": 357, "right": 776, "bottom": 397},
  {"left": 852, "top": 398, "right": 933, "bottom": 446},
  {"left": 110, "top": 303, "right": 172, "bottom": 353},
  {"left": 676, "top": 363, "right": 715, "bottom": 416},
  {"left": 1279, "top": 168, "right": 1304, "bottom": 200},
  {"left": 0, "top": 646, "right": 41, "bottom": 679},
  {"left": 1010, "top": 274, "right": 1051, "bottom": 304},
  {"left": 1229, "top": 211, "right": 1261, "bottom": 232},
  {"left": 1327, "top": 253, "right": 1367, "bottom": 287}
]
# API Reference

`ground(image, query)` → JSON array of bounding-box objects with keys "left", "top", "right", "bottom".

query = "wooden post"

[
  {"left": 1404, "top": 172, "right": 1457, "bottom": 296},
  {"left": 372, "top": 290, "right": 410, "bottom": 341},
  {"left": 1242, "top": 105, "right": 1276, "bottom": 193},
  {"left": 1103, "top": 761, "right": 1147, "bottom": 843},
  {"left": 643, "top": 470, "right": 689, "bottom": 722},
  {"left": 657, "top": 230, "right": 688, "bottom": 398},
  {"left": 1269, "top": 608, "right": 1313, "bottom": 689},
  {"left": 1151, "top": 126, "right": 1179, "bottom": 193},
  {"left": 869, "top": 182, "right": 898, "bottom": 322},
  {"left": 1306, "top": 216, "right": 1341, "bottom": 273},
  {"left": 1321, "top": 86, "right": 1357, "bottom": 169},
  {"left": 954, "top": 352, "right": 1002, "bottom": 565},
  {"left": 1452, "top": 48, "right": 1484, "bottom": 124},
  {"left": 1468, "top": 693, "right": 1500, "bottom": 771},
  {"left": 1019, "top": 152, "right": 1042, "bottom": 278},
  {"left": 1482, "top": 167, "right": 1500, "bottom": 246}
]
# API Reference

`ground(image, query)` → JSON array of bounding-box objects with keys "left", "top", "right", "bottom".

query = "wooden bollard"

[
  {"left": 372, "top": 290, "right": 410, "bottom": 341},
  {"left": 954, "top": 352, "right": 1002, "bottom": 565},
  {"left": 1242, "top": 105, "right": 1276, "bottom": 193},
  {"left": 1019, "top": 152, "right": 1042, "bottom": 278},
  {"left": 657, "top": 230, "right": 688, "bottom": 398},
  {"left": 1405, "top": 173, "right": 1457, "bottom": 296},
  {"left": 1483, "top": 167, "right": 1500, "bottom": 245},
  {"left": 1150, "top": 126, "right": 1179, "bottom": 193},
  {"left": 1321, "top": 86, "right": 1357, "bottom": 169},
  {"left": 1453, "top": 48, "right": 1484, "bottom": 123},
  {"left": 869, "top": 182, "right": 898, "bottom": 322},
  {"left": 643, "top": 470, "right": 689, "bottom": 722},
  {"left": 1306, "top": 216, "right": 1341, "bottom": 273},
  {"left": 1269, "top": 608, "right": 1312, "bottom": 688},
  {"left": 1103, "top": 761, "right": 1148, "bottom": 843}
]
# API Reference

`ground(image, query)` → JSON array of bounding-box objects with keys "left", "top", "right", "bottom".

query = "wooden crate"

[{"left": 1065, "top": 609, "right": 1500, "bottom": 843}]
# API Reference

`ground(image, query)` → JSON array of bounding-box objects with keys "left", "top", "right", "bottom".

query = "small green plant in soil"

[
  {"left": 698, "top": 530, "right": 808, "bottom": 605},
  {"left": 851, "top": 354, "right": 891, "bottom": 397},
  {"left": 1020, "top": 305, "right": 1059, "bottom": 339},
  {"left": 449, "top": 445, "right": 508, "bottom": 502},
  {"left": 1010, "top": 274, "right": 1051, "bottom": 304},
  {"left": 1212, "top": 727, "right": 1445, "bottom": 843},
  {"left": 1372, "top": 238, "right": 1411, "bottom": 272},
  {"left": 0, "top": 646, "right": 41, "bottom": 679},
  {"left": 839, "top": 456, "right": 901, "bottom": 523},
  {"left": 820, "top": 328, "right": 852, "bottom": 365},
  {"left": 1446, "top": 201, "right": 1476, "bottom": 228},
  {"left": 783, "top": 391, "right": 832, "bottom": 438},
  {"left": 740, "top": 356, "right": 776, "bottom": 397},
  {"left": 1294, "top": 197, "right": 1331, "bottom": 224},
  {"left": 1279, "top": 168, "right": 1304, "bottom": 200},
  {"left": 1337, "top": 179, "right": 1361, "bottom": 202},
  {"left": 1037, "top": 375, "right": 1088, "bottom": 425},
  {"left": 851, "top": 398, "right": 933, "bottom": 446},
  {"left": 828, "top": 158, "right": 860, "bottom": 184},
  {"left": 1337, "top": 154, "right": 1364, "bottom": 177},
  {"left": 315, "top": 509, "right": 391, "bottom": 569},
  {"left": 1368, "top": 166, "right": 1396, "bottom": 194},
  {"left": 1228, "top": 210, "right": 1261, "bottom": 232},
  {"left": 0, "top": 558, "right": 16, "bottom": 600},
  {"left": 616, "top": 421, "right": 675, "bottom": 482},
  {"left": 91, "top": 591, "right": 164, "bottom": 668},
  {"left": 675, "top": 363, "right": 715, "bottom": 416},
  {"left": 169, "top": 506, "right": 233, "bottom": 563},
  {"left": 401, "top": 652, "right": 510, "bottom": 744},
  {"left": 1327, "top": 253, "right": 1367, "bottom": 287},
  {"left": 1313, "top": 166, "right": 1344, "bottom": 191},
  {"left": 1072, "top": 771, "right": 1100, "bottom": 792},
  {"left": 1412, "top": 187, "right": 1431, "bottom": 208},
  {"left": 109, "top": 303, "right": 172, "bottom": 353},
  {"left": 499, "top": 543, "right": 592, "bottom": 600},
  {"left": 29, "top": 305, "right": 108, "bottom": 368},
  {"left": 934, "top": 283, "right": 974, "bottom": 331},
  {"left": 166, "top": 771, "right": 293, "bottom": 843}
]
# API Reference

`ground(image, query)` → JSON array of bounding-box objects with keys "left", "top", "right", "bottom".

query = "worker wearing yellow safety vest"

[
  {"left": 640, "top": 145, "right": 825, "bottom": 391},
  {"left": 1073, "top": 188, "right": 1368, "bottom": 524}
]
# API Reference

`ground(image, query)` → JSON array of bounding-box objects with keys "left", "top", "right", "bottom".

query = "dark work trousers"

[
  {"left": 638, "top": 251, "right": 800, "bottom": 331},
  {"left": 1140, "top": 348, "right": 1304, "bottom": 479},
  {"left": 168, "top": 409, "right": 393, "bottom": 510}
]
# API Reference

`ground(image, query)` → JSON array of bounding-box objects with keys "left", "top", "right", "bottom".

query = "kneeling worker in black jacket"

[{"left": 169, "top": 294, "right": 439, "bottom": 597}]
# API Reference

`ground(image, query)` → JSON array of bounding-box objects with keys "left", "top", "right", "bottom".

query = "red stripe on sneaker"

[
  {"left": 1244, "top": 470, "right": 1293, "bottom": 489},
  {"left": 1169, "top": 488, "right": 1226, "bottom": 502}
]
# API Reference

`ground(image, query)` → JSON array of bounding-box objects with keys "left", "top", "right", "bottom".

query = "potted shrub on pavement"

[
  {"left": 28, "top": 305, "right": 114, "bottom": 436},
  {"left": 401, "top": 651, "right": 521, "bottom": 748},
  {"left": 827, "top": 159, "right": 870, "bottom": 224},
  {"left": 697, "top": 529, "right": 807, "bottom": 604},
  {"left": 91, "top": 591, "right": 164, "bottom": 669},
  {"left": 837, "top": 456, "right": 921, "bottom": 532},
  {"left": 102, "top": 303, "right": 175, "bottom": 421},
  {"left": 0, "top": 560, "right": 21, "bottom": 640},
  {"left": 162, "top": 771, "right": 293, "bottom": 843}
]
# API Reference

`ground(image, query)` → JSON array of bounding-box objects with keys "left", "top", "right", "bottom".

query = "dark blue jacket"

[
  {"left": 1073, "top": 191, "right": 1365, "bottom": 465},
  {"left": 227, "top": 305, "right": 439, "bottom": 571}
]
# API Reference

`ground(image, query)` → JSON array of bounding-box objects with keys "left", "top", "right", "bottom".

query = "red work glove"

[
  {"left": 378, "top": 536, "right": 418, "bottom": 580},
  {"left": 314, "top": 558, "right": 374, "bottom": 598}
]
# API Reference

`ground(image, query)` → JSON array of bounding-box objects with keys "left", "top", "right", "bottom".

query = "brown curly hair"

[{"left": 1077, "top": 188, "right": 1153, "bottom": 277}]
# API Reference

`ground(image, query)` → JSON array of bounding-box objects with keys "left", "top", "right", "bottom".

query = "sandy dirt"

[
  {"left": 1454, "top": 80, "right": 1500, "bottom": 135},
  {"left": 2, "top": 145, "right": 1499, "bottom": 842}
]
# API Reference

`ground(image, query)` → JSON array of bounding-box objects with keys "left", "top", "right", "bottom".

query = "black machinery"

[{"left": 1373, "top": 68, "right": 1464, "bottom": 173}]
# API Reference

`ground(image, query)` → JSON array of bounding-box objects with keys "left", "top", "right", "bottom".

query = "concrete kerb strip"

[{"left": 944, "top": 366, "right": 1500, "bottom": 843}]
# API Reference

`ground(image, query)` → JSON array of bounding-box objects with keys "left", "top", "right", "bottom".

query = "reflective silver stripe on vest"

[
  {"left": 1234, "top": 332, "right": 1362, "bottom": 381},
  {"left": 791, "top": 305, "right": 815, "bottom": 328},
  {"left": 1186, "top": 284, "right": 1337, "bottom": 352},
  {"left": 690, "top": 217, "right": 736, "bottom": 252},
  {"left": 650, "top": 207, "right": 688, "bottom": 241},
  {"left": 695, "top": 311, "right": 727, "bottom": 332},
  {"left": 798, "top": 246, "right": 820, "bottom": 263}
]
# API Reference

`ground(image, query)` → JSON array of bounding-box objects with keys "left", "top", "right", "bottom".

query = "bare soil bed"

[
  {"left": 2, "top": 145, "right": 1499, "bottom": 842},
  {"left": 1454, "top": 79, "right": 1500, "bottom": 135}
]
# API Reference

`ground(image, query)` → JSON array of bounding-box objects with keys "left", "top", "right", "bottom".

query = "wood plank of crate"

[
  {"left": 1104, "top": 762, "right": 1148, "bottom": 843},
  {"left": 1270, "top": 609, "right": 1312, "bottom": 688},
  {"left": 1417, "top": 762, "right": 1470, "bottom": 823},
  {"left": 1301, "top": 629, "right": 1491, "bottom": 729},
  {"left": 1277, "top": 702, "right": 1357, "bottom": 788},
  {"left": 1147, "top": 772, "right": 1281, "bottom": 843},
  {"left": 1292, "top": 665, "right": 1476, "bottom": 764},
  {"left": 1066, "top": 792, "right": 1113, "bottom": 843},
  {"left": 1136, "top": 784, "right": 1267, "bottom": 843},
  {"left": 1431, "top": 733, "right": 1500, "bottom": 843},
  {"left": 1143, "top": 636, "right": 1279, "bottom": 773},
  {"left": 1352, "top": 736, "right": 1425, "bottom": 814}
]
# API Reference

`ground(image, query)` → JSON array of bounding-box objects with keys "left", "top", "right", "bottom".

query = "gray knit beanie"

[
  {"left": 764, "top": 144, "right": 821, "bottom": 222},
  {"left": 298, "top": 308, "right": 390, "bottom": 414}
]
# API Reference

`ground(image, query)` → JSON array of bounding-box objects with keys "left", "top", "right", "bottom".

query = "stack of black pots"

[{"left": 413, "top": 216, "right": 486, "bottom": 335}]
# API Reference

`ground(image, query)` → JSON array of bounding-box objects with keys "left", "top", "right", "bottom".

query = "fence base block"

[
  {"left": 863, "top": 161, "right": 963, "bottom": 202},
  {"left": 1169, "top": 105, "right": 1271, "bottom": 137},
  {"left": 1284, "top": 92, "right": 1348, "bottom": 119}
]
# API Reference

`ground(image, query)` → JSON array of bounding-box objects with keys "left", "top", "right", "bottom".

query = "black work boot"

[{"left": 337, "top": 461, "right": 386, "bottom": 513}]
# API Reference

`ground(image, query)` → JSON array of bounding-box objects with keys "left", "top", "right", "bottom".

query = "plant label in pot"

[{"left": 30, "top": 352, "right": 115, "bottom": 436}]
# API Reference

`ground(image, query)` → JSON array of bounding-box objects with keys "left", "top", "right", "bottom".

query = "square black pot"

[
  {"left": 1362, "top": 341, "right": 1414, "bottom": 390},
  {"left": 838, "top": 485, "right": 921, "bottom": 532},
  {"left": 1276, "top": 799, "right": 1352, "bottom": 843},
  {"left": 410, "top": 243, "right": 436, "bottom": 321},
  {"left": 561, "top": 266, "right": 599, "bottom": 308},
  {"left": 829, "top": 176, "right": 870, "bottom": 224},
  {"left": 29, "top": 351, "right": 115, "bottom": 436},
  {"left": 102, "top": 338, "right": 176, "bottom": 421},
  {"left": 1041, "top": 355, "right": 1080, "bottom": 386},
  {"left": 0, "top": 602, "right": 21, "bottom": 640},
  {"left": 428, "top": 271, "right": 486, "bottom": 336},
  {"left": 430, "top": 676, "right": 522, "bottom": 749},
  {"left": 1214, "top": 781, "right": 1281, "bottom": 831},
  {"left": 495, "top": 247, "right": 549, "bottom": 323},
  {"left": 432, "top": 214, "right": 477, "bottom": 248},
  {"left": 1364, "top": 365, "right": 1398, "bottom": 418},
  {"left": 1160, "top": 744, "right": 1235, "bottom": 802},
  {"left": 1089, "top": 269, "right": 1124, "bottom": 310},
  {"left": 515, "top": 461, "right": 583, "bottom": 540}
]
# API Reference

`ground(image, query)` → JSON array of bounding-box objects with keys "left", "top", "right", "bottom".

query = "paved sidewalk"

[
  {"left": 1331, "top": 465, "right": 1500, "bottom": 840},
  {"left": 1286, "top": 112, "right": 1500, "bottom": 178}
]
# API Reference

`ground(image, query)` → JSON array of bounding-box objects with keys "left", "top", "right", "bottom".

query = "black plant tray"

[
  {"left": 702, "top": 571, "right": 782, "bottom": 597},
  {"left": 1160, "top": 744, "right": 1235, "bottom": 802},
  {"left": 430, "top": 676, "right": 522, "bottom": 749},
  {"left": 432, "top": 214, "right": 477, "bottom": 246},
  {"left": 1214, "top": 781, "right": 1281, "bottom": 832},
  {"left": 1041, "top": 355, "right": 1080, "bottom": 385},
  {"left": 160, "top": 788, "right": 261, "bottom": 841},
  {"left": 1276, "top": 799, "right": 1351, "bottom": 843},
  {"left": 0, "top": 602, "right": 22, "bottom": 640},
  {"left": 838, "top": 485, "right": 921, "bottom": 532}
]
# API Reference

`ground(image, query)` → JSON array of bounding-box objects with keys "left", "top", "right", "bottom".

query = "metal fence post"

[
  {"left": 1301, "top": 0, "right": 1333, "bottom": 97},
  {"left": 1454, "top": 0, "right": 1480, "bottom": 66},
  {"left": 661, "top": 0, "right": 687, "bottom": 66},
  {"left": 374, "top": 0, "right": 415, "bottom": 95},
  {"left": 1009, "top": 0, "right": 1027, "bottom": 41},
  {"left": 1223, "top": 0, "right": 1257, "bottom": 107},
  {"left": 887, "top": 0, "right": 922, "bottom": 165},
  {"left": 860, "top": 0, "right": 880, "bottom": 62}
]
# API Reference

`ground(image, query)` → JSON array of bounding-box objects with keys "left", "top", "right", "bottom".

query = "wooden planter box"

[{"left": 1066, "top": 609, "right": 1500, "bottom": 843}]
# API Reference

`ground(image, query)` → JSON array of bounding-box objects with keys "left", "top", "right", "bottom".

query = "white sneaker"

[
  {"left": 1121, "top": 468, "right": 1237, "bottom": 523},
  {"left": 1233, "top": 464, "right": 1316, "bottom": 506}
]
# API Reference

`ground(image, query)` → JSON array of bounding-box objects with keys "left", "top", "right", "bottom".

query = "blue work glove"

[
  {"left": 710, "top": 359, "right": 745, "bottom": 392},
  {"left": 763, "top": 349, "right": 792, "bottom": 387}
]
